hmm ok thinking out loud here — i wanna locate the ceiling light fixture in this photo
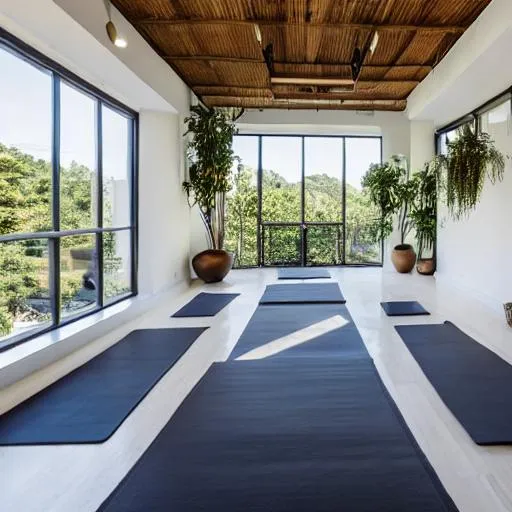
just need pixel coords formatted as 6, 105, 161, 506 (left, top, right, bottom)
254, 24, 262, 45
271, 76, 354, 87
104, 0, 127, 48
274, 98, 345, 106
369, 32, 379, 54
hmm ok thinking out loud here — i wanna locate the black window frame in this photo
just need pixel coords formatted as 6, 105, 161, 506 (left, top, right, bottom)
0, 28, 138, 352
230, 133, 384, 268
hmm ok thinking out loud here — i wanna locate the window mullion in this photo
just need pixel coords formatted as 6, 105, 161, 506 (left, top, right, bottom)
50, 74, 61, 326
96, 101, 104, 308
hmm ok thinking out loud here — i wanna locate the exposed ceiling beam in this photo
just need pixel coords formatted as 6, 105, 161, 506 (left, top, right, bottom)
165, 55, 264, 63
271, 76, 354, 86
203, 96, 407, 110
193, 81, 419, 92
165, 55, 433, 70
134, 19, 465, 33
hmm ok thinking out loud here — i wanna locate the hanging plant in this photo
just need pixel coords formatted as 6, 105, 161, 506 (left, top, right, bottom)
434, 123, 505, 219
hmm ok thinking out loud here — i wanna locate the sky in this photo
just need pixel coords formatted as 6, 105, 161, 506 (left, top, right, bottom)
233, 134, 381, 190
1, 44, 380, 194
0, 46, 129, 181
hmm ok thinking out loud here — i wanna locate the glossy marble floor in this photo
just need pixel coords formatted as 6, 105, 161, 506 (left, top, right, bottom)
2, 267, 512, 512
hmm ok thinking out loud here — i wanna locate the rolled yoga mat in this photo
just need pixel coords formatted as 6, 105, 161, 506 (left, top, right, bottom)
98, 358, 458, 512
229, 303, 370, 361
0, 328, 207, 445
381, 301, 430, 316
277, 267, 331, 279
396, 321, 512, 445
172, 292, 240, 317
259, 282, 345, 304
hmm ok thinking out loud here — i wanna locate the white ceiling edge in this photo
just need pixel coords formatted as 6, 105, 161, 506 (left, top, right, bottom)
406, 0, 512, 127
0, 0, 185, 113
237, 109, 408, 134
238, 123, 381, 136
55, 0, 190, 115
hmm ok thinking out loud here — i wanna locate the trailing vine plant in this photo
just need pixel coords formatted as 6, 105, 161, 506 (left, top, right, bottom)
183, 105, 243, 250
432, 123, 505, 219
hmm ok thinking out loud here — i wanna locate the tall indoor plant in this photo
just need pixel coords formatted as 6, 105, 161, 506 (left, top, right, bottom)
361, 154, 417, 273
183, 104, 241, 282
409, 162, 439, 275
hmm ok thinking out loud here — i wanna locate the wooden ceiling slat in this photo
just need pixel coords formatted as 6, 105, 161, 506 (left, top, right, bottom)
112, 0, 492, 111
133, 19, 467, 33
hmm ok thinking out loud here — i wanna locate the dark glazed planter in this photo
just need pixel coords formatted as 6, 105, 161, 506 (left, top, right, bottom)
417, 258, 435, 276
192, 250, 234, 283
391, 244, 417, 273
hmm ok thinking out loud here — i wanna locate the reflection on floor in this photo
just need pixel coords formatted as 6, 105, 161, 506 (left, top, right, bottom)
1, 267, 512, 512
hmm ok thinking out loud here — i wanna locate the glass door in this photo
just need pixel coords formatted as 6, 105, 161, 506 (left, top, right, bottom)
304, 137, 344, 265
261, 136, 303, 266
344, 137, 382, 264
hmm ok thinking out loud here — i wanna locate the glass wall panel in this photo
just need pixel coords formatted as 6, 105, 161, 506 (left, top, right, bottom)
0, 46, 52, 233
261, 137, 302, 222
60, 234, 97, 319
0, 239, 50, 348
103, 230, 132, 303
0, 34, 137, 350
102, 106, 131, 228
225, 136, 259, 267
60, 82, 97, 230
345, 137, 382, 264
304, 137, 343, 222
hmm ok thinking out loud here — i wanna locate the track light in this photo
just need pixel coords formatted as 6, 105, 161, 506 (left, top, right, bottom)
254, 24, 262, 45
104, 0, 127, 48
369, 32, 379, 54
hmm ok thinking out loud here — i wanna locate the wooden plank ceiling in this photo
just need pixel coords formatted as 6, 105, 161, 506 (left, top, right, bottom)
112, 0, 492, 111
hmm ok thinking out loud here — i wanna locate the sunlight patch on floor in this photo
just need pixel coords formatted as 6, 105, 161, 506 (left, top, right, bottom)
235, 315, 349, 360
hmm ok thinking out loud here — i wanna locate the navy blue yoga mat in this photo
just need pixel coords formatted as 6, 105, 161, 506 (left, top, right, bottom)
172, 292, 239, 317
0, 328, 207, 445
230, 303, 370, 360
381, 301, 430, 316
259, 283, 345, 304
277, 267, 331, 279
396, 321, 512, 445
98, 358, 458, 512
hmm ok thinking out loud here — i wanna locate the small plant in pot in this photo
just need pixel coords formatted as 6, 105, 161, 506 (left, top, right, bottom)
362, 155, 417, 273
409, 162, 439, 275
183, 104, 243, 283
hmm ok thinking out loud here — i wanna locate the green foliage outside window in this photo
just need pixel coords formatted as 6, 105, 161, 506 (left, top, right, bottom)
224, 164, 381, 267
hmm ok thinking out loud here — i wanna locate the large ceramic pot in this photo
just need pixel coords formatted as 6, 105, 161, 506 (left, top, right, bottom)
192, 249, 234, 283
391, 244, 417, 273
417, 258, 435, 276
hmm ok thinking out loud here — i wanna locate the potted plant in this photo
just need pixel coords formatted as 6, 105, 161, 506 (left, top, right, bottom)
409, 162, 438, 275
361, 155, 417, 273
183, 104, 241, 282
433, 123, 505, 219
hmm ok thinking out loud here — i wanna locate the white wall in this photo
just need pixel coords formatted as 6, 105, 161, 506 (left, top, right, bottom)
138, 111, 191, 295
238, 109, 411, 160
436, 105, 512, 313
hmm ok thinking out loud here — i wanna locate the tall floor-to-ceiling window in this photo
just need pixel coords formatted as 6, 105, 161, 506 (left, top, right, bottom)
224, 135, 382, 268
0, 30, 137, 351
